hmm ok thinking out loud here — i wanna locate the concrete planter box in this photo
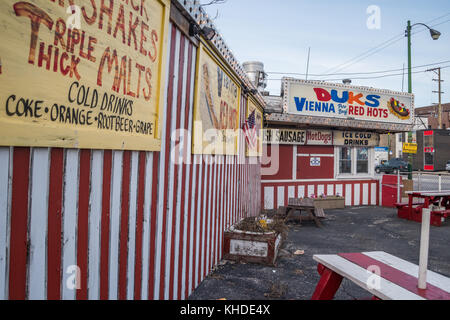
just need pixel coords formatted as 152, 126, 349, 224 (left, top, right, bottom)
223, 224, 282, 266
313, 197, 345, 209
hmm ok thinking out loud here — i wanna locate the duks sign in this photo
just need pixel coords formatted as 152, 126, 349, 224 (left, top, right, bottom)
284, 79, 414, 125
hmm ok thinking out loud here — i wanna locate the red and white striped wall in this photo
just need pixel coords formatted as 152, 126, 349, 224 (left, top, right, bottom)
262, 180, 380, 210
261, 145, 380, 210
0, 23, 261, 300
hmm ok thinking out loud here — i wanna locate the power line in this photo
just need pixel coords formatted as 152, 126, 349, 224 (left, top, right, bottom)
316, 12, 450, 77
268, 17, 450, 80
432, 17, 450, 27
324, 36, 404, 75
319, 34, 404, 76
425, 11, 450, 24
324, 65, 450, 82
328, 17, 450, 76
266, 60, 450, 77
265, 65, 450, 82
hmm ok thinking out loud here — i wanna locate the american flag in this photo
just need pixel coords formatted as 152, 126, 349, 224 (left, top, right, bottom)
243, 110, 257, 149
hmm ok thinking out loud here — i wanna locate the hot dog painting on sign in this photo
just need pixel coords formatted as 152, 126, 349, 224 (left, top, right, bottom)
192, 43, 240, 155
283, 78, 414, 125
0, 0, 170, 151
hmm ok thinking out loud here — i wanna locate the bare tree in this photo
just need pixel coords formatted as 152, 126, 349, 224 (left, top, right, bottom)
199, 0, 227, 7
199, 0, 227, 20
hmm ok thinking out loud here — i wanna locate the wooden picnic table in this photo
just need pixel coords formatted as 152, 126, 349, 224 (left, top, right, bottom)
405, 190, 450, 207
285, 198, 323, 228
311, 251, 450, 300
396, 190, 450, 227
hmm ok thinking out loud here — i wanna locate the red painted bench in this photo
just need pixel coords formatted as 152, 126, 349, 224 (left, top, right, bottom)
395, 202, 423, 209
311, 251, 450, 300
435, 209, 450, 218
405, 208, 448, 227
398, 191, 450, 227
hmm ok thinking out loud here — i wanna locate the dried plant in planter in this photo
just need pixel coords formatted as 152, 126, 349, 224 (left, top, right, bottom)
235, 216, 288, 240
224, 215, 288, 266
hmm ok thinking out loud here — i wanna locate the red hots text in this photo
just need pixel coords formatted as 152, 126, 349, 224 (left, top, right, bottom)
294, 87, 389, 119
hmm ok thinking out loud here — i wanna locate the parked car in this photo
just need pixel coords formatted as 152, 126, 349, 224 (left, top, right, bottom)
375, 158, 409, 174
446, 160, 450, 173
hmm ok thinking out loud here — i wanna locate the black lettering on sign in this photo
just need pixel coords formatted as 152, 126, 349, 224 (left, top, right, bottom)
5, 94, 44, 119
49, 103, 93, 125
68, 81, 99, 109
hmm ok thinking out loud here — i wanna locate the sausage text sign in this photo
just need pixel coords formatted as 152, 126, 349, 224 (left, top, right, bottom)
263, 129, 306, 145
284, 79, 414, 125
193, 43, 240, 155
0, 0, 170, 150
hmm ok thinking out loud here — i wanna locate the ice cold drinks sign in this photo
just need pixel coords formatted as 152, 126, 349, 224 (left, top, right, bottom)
333, 131, 380, 147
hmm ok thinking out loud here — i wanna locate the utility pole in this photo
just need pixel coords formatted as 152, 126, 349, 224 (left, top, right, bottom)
406, 21, 413, 179
407, 20, 412, 94
405, 20, 441, 178
427, 67, 444, 129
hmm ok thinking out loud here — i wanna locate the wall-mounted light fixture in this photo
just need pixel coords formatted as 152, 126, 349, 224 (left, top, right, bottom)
243, 87, 258, 95
189, 23, 216, 41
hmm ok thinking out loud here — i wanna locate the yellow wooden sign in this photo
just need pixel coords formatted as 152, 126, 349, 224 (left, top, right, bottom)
245, 97, 263, 157
403, 143, 418, 154
192, 42, 241, 155
0, 0, 170, 151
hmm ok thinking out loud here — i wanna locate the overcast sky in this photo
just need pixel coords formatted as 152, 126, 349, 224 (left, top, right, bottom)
201, 0, 450, 109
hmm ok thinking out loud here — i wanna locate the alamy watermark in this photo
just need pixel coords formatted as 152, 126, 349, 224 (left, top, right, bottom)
66, 265, 81, 290
366, 5, 381, 30
66, 5, 81, 30
169, 126, 280, 176
366, 265, 381, 290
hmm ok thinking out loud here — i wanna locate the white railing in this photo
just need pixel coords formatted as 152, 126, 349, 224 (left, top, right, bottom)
378, 171, 450, 204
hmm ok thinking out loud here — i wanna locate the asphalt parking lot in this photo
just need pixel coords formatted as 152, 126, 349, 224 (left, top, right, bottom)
188, 206, 450, 300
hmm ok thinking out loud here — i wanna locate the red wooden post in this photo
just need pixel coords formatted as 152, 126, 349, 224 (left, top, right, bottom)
311, 264, 344, 300
424, 196, 430, 209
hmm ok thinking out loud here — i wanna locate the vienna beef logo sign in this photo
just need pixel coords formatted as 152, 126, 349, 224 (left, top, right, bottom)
295, 88, 387, 119
288, 81, 413, 124
0, 0, 169, 151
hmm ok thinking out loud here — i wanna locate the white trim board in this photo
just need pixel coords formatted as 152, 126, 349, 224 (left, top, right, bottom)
313, 253, 424, 300
262, 178, 378, 184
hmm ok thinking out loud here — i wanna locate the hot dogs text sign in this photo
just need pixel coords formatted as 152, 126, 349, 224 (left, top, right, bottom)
284, 79, 414, 125
0, 0, 170, 150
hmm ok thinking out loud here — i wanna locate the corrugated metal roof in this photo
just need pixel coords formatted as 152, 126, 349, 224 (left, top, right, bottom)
264, 112, 413, 133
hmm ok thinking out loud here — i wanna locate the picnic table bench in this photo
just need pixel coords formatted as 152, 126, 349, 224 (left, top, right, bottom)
311, 251, 450, 300
396, 190, 450, 227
